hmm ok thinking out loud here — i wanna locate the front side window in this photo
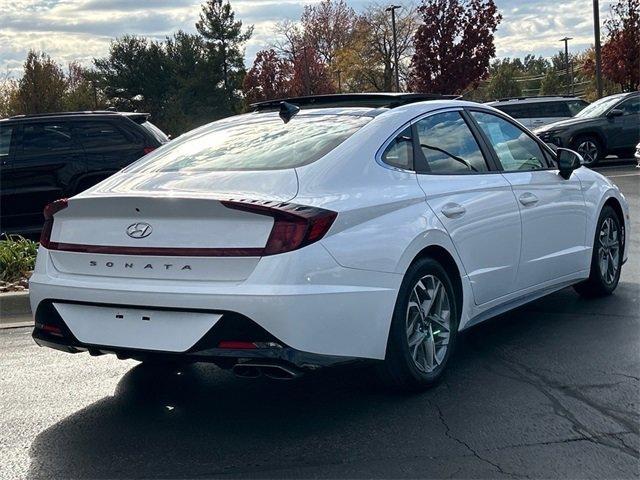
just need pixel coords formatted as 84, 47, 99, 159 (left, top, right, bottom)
471, 111, 546, 172
381, 127, 413, 170
133, 114, 371, 172
416, 111, 488, 173
618, 96, 640, 115
22, 123, 73, 155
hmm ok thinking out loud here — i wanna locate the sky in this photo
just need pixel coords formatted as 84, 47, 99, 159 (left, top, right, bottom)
0, 0, 620, 78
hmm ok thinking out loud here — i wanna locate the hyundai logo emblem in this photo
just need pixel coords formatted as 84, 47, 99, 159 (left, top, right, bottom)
126, 222, 153, 239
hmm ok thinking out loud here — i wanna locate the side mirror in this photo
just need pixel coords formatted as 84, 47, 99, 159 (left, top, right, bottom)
607, 108, 624, 118
557, 148, 583, 179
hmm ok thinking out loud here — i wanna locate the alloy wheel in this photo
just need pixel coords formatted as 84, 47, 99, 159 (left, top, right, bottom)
577, 140, 599, 165
406, 275, 451, 373
598, 217, 620, 285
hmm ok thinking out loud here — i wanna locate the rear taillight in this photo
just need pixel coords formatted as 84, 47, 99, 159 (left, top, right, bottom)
40, 199, 68, 248
222, 201, 337, 256
143, 146, 157, 155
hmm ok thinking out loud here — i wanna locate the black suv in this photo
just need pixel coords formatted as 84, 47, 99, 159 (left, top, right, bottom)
0, 111, 169, 235
534, 92, 640, 166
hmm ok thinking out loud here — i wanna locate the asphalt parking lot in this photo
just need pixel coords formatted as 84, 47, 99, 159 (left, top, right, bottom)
1, 161, 638, 479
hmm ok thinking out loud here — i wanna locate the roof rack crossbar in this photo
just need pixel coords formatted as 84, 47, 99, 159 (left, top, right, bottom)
251, 93, 458, 111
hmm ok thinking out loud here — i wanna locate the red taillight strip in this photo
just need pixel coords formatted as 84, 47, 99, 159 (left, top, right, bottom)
40, 199, 69, 248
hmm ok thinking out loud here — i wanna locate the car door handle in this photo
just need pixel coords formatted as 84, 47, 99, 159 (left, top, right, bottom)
441, 203, 466, 219
519, 193, 539, 206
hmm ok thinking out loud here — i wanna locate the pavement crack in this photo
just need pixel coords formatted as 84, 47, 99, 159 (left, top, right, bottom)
431, 400, 529, 479
481, 349, 640, 459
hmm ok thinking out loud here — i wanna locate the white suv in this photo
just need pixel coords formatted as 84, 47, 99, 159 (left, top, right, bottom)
486, 96, 588, 129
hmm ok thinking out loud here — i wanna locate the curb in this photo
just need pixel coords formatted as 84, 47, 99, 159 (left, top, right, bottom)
0, 291, 32, 327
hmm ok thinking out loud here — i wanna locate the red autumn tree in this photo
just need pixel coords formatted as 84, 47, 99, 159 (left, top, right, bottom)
243, 49, 292, 104
409, 0, 502, 94
290, 45, 336, 96
601, 0, 640, 91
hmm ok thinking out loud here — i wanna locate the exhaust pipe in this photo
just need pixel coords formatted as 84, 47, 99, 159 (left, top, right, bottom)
232, 362, 303, 380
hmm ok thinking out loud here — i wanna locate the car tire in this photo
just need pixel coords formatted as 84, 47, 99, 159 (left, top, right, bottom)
572, 135, 603, 166
574, 206, 623, 298
379, 257, 459, 391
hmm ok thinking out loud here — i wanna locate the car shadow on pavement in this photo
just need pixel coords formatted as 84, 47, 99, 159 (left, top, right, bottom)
26, 283, 639, 479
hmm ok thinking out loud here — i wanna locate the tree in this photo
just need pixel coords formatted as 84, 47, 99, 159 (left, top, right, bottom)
243, 49, 293, 104
196, 0, 253, 105
601, 0, 640, 91
64, 62, 100, 111
540, 69, 563, 95
409, 0, 502, 94
291, 46, 336, 96
300, 0, 357, 67
15, 51, 67, 114
344, 3, 420, 92
486, 60, 522, 100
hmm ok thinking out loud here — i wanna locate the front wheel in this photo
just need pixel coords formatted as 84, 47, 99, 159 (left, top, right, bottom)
574, 206, 623, 297
573, 136, 602, 166
379, 257, 459, 391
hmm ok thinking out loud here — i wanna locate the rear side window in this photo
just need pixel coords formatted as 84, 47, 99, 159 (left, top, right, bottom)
138, 114, 371, 171
495, 104, 531, 119
0, 125, 14, 158
22, 123, 73, 155
416, 112, 488, 173
76, 122, 130, 149
381, 127, 413, 170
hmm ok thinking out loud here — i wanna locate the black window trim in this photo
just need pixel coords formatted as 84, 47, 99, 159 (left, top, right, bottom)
376, 106, 503, 175
464, 107, 558, 172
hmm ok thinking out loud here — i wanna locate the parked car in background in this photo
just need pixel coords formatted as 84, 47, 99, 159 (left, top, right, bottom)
534, 92, 640, 166
0, 111, 169, 236
29, 94, 629, 390
635, 142, 640, 168
485, 96, 589, 129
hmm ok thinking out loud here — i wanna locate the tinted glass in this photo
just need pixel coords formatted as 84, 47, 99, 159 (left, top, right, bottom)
535, 102, 571, 117
416, 112, 488, 173
471, 111, 546, 172
135, 114, 371, 172
22, 123, 73, 155
140, 121, 169, 143
618, 96, 640, 115
0, 125, 13, 158
382, 127, 413, 170
76, 122, 130, 148
567, 100, 588, 116
496, 104, 530, 118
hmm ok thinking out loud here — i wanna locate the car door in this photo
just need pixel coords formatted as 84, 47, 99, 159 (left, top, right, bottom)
469, 110, 588, 291
8, 121, 85, 233
609, 96, 640, 151
414, 109, 522, 305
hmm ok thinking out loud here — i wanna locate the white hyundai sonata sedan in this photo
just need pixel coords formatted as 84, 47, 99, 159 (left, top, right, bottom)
30, 94, 630, 389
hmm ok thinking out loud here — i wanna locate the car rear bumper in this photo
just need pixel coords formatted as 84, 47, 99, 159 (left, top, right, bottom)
29, 244, 402, 361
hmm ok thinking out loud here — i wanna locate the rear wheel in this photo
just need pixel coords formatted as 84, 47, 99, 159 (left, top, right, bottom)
574, 206, 623, 297
379, 257, 459, 391
573, 135, 602, 166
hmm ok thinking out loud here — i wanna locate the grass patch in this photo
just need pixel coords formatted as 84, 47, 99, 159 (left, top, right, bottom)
0, 235, 38, 284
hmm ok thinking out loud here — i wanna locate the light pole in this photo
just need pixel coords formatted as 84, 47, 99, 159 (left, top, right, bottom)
593, 0, 603, 98
560, 37, 573, 95
386, 5, 402, 93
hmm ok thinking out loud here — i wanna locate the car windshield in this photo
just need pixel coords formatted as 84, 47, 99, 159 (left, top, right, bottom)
575, 96, 623, 119
134, 113, 371, 172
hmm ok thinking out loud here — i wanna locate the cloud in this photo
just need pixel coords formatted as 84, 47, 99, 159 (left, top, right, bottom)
0, 0, 620, 78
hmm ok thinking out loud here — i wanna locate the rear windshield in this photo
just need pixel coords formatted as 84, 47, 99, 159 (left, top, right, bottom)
140, 121, 170, 143
137, 114, 371, 171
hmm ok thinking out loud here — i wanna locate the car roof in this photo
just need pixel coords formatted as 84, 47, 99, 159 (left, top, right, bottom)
486, 96, 584, 105
0, 111, 150, 124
